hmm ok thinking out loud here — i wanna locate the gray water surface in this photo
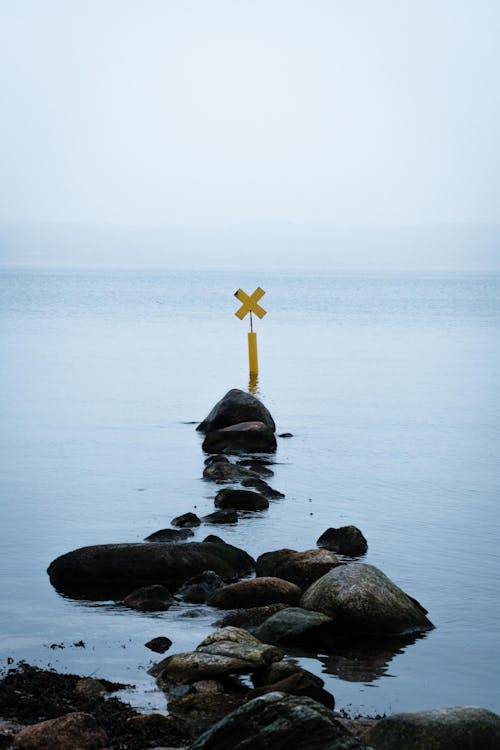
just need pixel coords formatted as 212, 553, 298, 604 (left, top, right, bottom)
0, 268, 499, 717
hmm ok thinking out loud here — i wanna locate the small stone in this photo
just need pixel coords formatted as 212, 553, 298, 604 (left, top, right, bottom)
202, 509, 238, 525
145, 528, 195, 543
145, 637, 173, 654
278, 432, 293, 438
171, 513, 201, 528
123, 584, 174, 612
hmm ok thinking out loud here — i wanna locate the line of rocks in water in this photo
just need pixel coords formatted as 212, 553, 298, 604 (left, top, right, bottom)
3, 388, 498, 749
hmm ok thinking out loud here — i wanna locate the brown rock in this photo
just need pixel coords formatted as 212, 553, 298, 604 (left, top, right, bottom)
14, 711, 107, 750
256, 548, 342, 588
123, 584, 174, 612
208, 577, 302, 609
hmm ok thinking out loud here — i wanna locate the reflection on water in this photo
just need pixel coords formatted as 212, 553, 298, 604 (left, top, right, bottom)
318, 634, 427, 684
248, 373, 259, 395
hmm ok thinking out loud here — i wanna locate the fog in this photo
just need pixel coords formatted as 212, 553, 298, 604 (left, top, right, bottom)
1, 1, 499, 267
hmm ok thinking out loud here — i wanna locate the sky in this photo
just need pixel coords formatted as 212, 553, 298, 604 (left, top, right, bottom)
0, 0, 499, 229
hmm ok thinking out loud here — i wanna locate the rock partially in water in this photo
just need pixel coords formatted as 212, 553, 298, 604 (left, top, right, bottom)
48, 541, 255, 598
214, 488, 269, 511
317, 526, 368, 556
177, 571, 225, 604
246, 671, 335, 711
240, 477, 285, 499
214, 603, 289, 629
254, 607, 333, 647
13, 711, 107, 750
203, 421, 277, 454
202, 509, 238, 525
171, 512, 201, 528
188, 692, 355, 750
256, 548, 342, 588
236, 460, 274, 477
301, 563, 434, 636
365, 706, 500, 749
197, 389, 276, 433
203, 462, 260, 483
251, 660, 325, 689
168, 692, 246, 736
123, 584, 174, 612
145, 636, 173, 654
145, 528, 194, 543
208, 578, 302, 610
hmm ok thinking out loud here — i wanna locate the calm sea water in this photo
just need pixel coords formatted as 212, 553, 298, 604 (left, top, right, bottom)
0, 267, 499, 717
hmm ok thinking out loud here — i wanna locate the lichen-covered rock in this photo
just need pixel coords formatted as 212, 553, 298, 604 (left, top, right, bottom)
256, 548, 342, 588
214, 488, 269, 511
13, 711, 107, 750
208, 578, 302, 610
365, 706, 500, 749
48, 541, 255, 598
254, 607, 333, 646
188, 692, 354, 750
197, 389, 276, 433
203, 421, 277, 454
123, 584, 174, 611
317, 526, 368, 556
301, 563, 433, 636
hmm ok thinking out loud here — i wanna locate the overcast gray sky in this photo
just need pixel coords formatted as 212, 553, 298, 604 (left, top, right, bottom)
0, 0, 499, 228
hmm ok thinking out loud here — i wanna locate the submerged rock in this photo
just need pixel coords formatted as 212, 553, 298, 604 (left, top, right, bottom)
365, 706, 500, 749
256, 548, 342, 588
48, 541, 255, 598
197, 389, 276, 434
214, 488, 269, 512
145, 528, 194, 543
301, 563, 434, 636
188, 692, 354, 750
123, 584, 174, 612
208, 578, 302, 610
317, 526, 368, 556
240, 477, 285, 499
202, 421, 277, 454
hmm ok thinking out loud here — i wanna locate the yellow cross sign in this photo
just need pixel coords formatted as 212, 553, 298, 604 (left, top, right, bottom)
234, 287, 267, 320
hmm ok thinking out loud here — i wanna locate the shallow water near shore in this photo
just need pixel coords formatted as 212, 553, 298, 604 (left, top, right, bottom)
0, 267, 499, 717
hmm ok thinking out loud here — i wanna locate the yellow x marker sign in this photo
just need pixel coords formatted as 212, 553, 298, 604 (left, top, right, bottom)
234, 287, 267, 320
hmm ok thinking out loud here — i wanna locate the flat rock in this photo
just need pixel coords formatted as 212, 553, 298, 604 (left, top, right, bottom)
254, 607, 333, 646
317, 526, 368, 556
256, 548, 343, 588
365, 706, 500, 749
197, 389, 276, 433
48, 541, 255, 598
188, 692, 354, 750
13, 711, 107, 750
301, 563, 434, 636
208, 578, 302, 609
203, 421, 277, 454
214, 488, 269, 511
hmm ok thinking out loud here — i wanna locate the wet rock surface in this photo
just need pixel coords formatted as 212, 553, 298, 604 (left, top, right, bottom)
144, 528, 194, 543
123, 584, 174, 612
202, 420, 277, 454
197, 388, 276, 434
176, 571, 224, 604
208, 577, 302, 609
202, 509, 238, 524
213, 603, 289, 629
214, 488, 269, 511
254, 606, 334, 647
301, 563, 434, 636
171, 512, 201, 528
144, 636, 173, 654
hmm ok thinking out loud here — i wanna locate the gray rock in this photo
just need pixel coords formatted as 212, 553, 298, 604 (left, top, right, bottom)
208, 578, 302, 610
214, 488, 269, 511
123, 584, 174, 612
177, 571, 224, 604
203, 421, 277, 454
214, 603, 289, 629
256, 548, 342, 588
171, 512, 201, 528
47, 541, 255, 598
365, 706, 500, 749
254, 607, 333, 646
197, 389, 276, 433
317, 526, 368, 556
301, 563, 433, 636
145, 528, 194, 543
188, 692, 354, 750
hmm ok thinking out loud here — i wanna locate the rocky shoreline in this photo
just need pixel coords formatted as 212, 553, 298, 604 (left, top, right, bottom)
2, 389, 499, 749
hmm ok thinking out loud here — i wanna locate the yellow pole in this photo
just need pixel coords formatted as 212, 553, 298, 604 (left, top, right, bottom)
248, 331, 258, 375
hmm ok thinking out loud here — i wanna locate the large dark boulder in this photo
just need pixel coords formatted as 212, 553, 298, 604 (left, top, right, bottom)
365, 706, 500, 749
317, 526, 368, 556
208, 578, 302, 609
188, 692, 357, 750
47, 541, 255, 598
202, 421, 277, 454
301, 563, 433, 636
256, 548, 342, 588
197, 389, 276, 433
215, 488, 269, 511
